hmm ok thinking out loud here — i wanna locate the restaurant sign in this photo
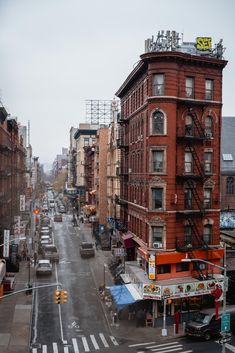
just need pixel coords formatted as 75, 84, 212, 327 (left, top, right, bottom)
143, 278, 224, 300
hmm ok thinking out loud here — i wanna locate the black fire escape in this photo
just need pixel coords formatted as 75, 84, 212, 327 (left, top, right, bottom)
175, 110, 212, 254
116, 114, 129, 230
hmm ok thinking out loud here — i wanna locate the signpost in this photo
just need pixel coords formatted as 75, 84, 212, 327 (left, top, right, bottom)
221, 313, 230, 333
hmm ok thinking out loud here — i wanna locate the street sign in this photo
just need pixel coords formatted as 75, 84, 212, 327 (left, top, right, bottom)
221, 313, 230, 333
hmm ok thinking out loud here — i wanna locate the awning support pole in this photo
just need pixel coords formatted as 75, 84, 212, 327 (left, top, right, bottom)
161, 299, 168, 336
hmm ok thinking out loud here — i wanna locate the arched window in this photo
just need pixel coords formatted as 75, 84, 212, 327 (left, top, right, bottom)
205, 116, 213, 137
227, 177, 234, 194
152, 111, 165, 135
185, 115, 194, 136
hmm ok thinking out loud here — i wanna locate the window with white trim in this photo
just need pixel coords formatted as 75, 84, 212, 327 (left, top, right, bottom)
152, 111, 165, 135
203, 225, 212, 244
152, 226, 163, 244
152, 188, 163, 210
153, 74, 165, 96
186, 77, 194, 98
185, 115, 194, 136
204, 152, 213, 174
151, 150, 165, 173
205, 79, 213, 100
185, 151, 193, 173
204, 188, 212, 209
205, 116, 213, 137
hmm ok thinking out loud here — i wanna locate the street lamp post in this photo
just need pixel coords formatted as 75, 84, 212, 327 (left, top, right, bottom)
182, 256, 227, 353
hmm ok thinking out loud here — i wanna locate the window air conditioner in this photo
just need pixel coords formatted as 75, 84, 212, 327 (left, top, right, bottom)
205, 132, 212, 138
153, 242, 163, 249
128, 168, 132, 173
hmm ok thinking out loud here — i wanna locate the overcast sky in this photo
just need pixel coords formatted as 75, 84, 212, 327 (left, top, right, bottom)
0, 0, 234, 165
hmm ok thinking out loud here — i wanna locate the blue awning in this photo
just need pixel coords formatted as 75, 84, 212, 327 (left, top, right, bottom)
109, 284, 142, 311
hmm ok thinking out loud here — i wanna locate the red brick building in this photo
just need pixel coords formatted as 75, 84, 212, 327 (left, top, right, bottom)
116, 32, 227, 317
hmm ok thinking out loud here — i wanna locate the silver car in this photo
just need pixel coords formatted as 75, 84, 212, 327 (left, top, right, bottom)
36, 260, 52, 276
42, 244, 59, 262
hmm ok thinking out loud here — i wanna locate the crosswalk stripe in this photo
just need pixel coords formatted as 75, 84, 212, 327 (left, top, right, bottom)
90, 335, 99, 350
32, 349, 37, 353
180, 351, 193, 353
99, 333, 109, 348
72, 338, 80, 353
152, 348, 183, 353
225, 343, 235, 352
129, 342, 156, 347
147, 342, 179, 349
53, 342, 58, 353
110, 335, 119, 346
82, 336, 90, 352
152, 345, 182, 352
42, 345, 47, 353
64, 347, 69, 353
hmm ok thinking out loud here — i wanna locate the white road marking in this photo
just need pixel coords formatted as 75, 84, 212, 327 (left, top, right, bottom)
129, 341, 156, 347
152, 348, 183, 353
99, 333, 109, 347
225, 343, 235, 352
42, 345, 47, 353
90, 334, 99, 350
72, 338, 80, 353
32, 349, 37, 353
64, 347, 69, 353
152, 345, 182, 352
82, 336, 90, 352
147, 342, 179, 349
53, 342, 58, 353
110, 335, 119, 346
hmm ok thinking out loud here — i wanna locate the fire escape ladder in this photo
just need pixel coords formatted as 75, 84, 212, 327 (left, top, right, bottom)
187, 144, 204, 178
186, 179, 204, 214
187, 217, 209, 249
188, 250, 204, 279
191, 112, 205, 137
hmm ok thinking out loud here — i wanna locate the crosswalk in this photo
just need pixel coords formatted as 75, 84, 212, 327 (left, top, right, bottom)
31, 333, 119, 353
128, 341, 193, 353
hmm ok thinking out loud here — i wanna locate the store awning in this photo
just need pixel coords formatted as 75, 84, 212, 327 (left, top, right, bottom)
109, 284, 142, 311
122, 233, 135, 248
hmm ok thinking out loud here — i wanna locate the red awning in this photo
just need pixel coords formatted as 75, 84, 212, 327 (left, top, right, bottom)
137, 247, 149, 261
122, 233, 135, 248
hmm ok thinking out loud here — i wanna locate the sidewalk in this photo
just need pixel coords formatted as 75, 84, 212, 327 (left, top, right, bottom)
80, 222, 186, 343
0, 260, 33, 353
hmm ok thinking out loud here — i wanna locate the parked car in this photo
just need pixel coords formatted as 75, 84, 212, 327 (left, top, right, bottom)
54, 214, 63, 222
40, 235, 52, 244
185, 305, 235, 340
36, 260, 52, 276
42, 244, 59, 262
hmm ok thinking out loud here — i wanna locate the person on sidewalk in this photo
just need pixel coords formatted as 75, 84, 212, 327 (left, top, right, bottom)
136, 308, 146, 327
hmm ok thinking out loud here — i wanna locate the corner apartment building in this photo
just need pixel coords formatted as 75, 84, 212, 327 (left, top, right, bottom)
116, 32, 227, 319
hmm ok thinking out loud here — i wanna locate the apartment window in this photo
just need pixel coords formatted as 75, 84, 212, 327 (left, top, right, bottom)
152, 188, 163, 210
153, 74, 165, 96
204, 188, 212, 208
185, 115, 194, 136
152, 226, 163, 243
184, 188, 192, 209
157, 264, 171, 274
152, 150, 164, 173
152, 111, 165, 134
186, 77, 194, 98
205, 79, 213, 100
184, 225, 192, 244
205, 116, 213, 137
204, 152, 213, 174
185, 151, 193, 173
84, 138, 89, 146
176, 262, 189, 272
203, 225, 212, 244
226, 177, 234, 194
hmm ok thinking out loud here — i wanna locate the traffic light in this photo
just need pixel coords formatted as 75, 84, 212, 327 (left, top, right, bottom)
33, 208, 40, 215
60, 290, 68, 304
54, 289, 61, 304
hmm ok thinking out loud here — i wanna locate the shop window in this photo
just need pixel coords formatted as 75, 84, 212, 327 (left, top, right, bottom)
84, 137, 89, 146
152, 111, 165, 135
226, 177, 234, 194
186, 77, 194, 98
176, 262, 189, 272
157, 264, 171, 274
152, 188, 163, 210
205, 79, 213, 100
153, 74, 165, 96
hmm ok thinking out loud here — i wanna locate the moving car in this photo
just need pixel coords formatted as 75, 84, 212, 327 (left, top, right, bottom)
42, 244, 59, 262
80, 242, 95, 258
36, 260, 52, 276
54, 214, 63, 222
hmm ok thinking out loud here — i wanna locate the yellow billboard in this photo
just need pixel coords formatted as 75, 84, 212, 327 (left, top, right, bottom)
196, 37, 212, 51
